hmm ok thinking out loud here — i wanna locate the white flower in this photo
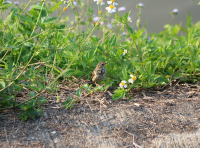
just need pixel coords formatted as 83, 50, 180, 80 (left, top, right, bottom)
5, 0, 12, 4
93, 17, 99, 22
67, 0, 76, 6
148, 36, 151, 41
107, 0, 118, 6
121, 32, 126, 36
119, 80, 127, 88
106, 4, 116, 13
123, 50, 127, 55
128, 75, 136, 84
14, 1, 19, 5
97, 0, 105, 5
172, 8, 178, 15
43, 17, 46, 22
127, 16, 132, 22
138, 3, 144, 8
118, 7, 126, 12
62, 0, 67, 4
111, 19, 115, 23
107, 24, 112, 28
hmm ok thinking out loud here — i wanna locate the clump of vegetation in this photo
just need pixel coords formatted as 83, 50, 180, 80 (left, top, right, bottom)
0, 0, 200, 121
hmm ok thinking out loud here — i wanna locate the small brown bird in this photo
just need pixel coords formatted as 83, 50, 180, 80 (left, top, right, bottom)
91, 62, 107, 86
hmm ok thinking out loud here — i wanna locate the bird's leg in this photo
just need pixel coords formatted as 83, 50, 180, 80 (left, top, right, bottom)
95, 81, 100, 86
99, 80, 106, 87
95, 81, 105, 87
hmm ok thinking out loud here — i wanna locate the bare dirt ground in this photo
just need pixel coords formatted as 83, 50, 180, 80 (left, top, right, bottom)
1, 82, 200, 148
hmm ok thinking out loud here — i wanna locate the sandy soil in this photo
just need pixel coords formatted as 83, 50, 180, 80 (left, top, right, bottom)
1, 82, 200, 148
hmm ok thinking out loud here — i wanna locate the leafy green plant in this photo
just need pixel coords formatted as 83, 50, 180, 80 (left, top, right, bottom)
19, 95, 47, 122
62, 88, 82, 109
0, 0, 200, 119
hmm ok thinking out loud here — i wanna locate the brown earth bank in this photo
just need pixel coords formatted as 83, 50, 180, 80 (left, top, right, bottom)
1, 82, 200, 148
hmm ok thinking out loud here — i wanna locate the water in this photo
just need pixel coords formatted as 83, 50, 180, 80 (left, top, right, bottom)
2, 0, 200, 33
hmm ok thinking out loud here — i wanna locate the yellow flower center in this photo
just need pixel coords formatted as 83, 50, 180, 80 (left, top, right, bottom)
123, 51, 127, 54
121, 82, 125, 86
132, 76, 136, 81
98, 11, 102, 14
109, 5, 114, 9
111, 0, 115, 2
63, 7, 66, 11
100, 0, 103, 2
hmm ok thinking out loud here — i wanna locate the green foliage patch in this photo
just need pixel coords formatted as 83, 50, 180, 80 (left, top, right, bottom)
0, 0, 200, 121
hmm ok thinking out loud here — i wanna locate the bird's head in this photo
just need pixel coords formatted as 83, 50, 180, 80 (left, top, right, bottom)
97, 62, 107, 68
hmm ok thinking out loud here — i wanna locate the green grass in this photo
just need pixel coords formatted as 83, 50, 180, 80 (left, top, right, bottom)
0, 0, 200, 121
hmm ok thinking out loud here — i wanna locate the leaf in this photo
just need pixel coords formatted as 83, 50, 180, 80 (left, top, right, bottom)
49, 1, 63, 14
115, 13, 120, 22
64, 69, 76, 77
46, 86, 53, 92
7, 63, 13, 73
81, 84, 89, 89
80, 21, 86, 25
36, 83, 44, 92
19, 113, 28, 122
187, 12, 193, 28
62, 96, 73, 109
37, 97, 48, 104
130, 34, 137, 40
93, 86, 104, 91
88, 7, 93, 14
112, 89, 125, 100
127, 24, 133, 34
122, 67, 128, 80
0, 79, 5, 88
21, 14, 35, 25
126, 92, 133, 99
0, 3, 12, 9
4, 11, 13, 25
98, 46, 104, 51
103, 82, 114, 90
112, 91, 121, 100
19, 104, 26, 110
145, 61, 152, 74
31, 5, 44, 10
90, 36, 97, 43
75, 89, 81, 97
135, 29, 143, 39
109, 34, 116, 46
26, 108, 41, 119
24, 42, 34, 47
29, 92, 36, 97
43, 16, 57, 24
189, 44, 195, 60
124, 11, 131, 20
